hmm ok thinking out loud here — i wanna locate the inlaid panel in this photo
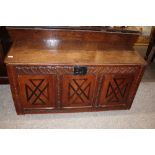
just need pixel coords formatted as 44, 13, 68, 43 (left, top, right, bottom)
25, 79, 49, 105
62, 75, 96, 107
99, 74, 134, 106
18, 75, 56, 108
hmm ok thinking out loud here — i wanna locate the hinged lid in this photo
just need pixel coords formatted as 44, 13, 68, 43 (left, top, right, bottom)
5, 29, 146, 65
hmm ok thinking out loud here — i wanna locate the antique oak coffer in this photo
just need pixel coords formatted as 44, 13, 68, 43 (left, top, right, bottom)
5, 28, 146, 115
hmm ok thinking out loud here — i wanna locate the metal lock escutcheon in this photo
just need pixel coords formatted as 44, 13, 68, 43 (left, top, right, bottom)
74, 66, 87, 75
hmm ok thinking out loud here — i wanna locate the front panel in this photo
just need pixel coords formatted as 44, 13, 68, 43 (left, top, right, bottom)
99, 74, 134, 107
18, 75, 56, 109
61, 75, 97, 108
6, 65, 144, 114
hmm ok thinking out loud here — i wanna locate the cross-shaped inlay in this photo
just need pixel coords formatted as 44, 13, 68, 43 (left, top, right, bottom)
106, 77, 131, 103
68, 78, 91, 104
25, 79, 49, 105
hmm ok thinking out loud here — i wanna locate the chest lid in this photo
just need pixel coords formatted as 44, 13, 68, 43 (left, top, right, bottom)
5, 29, 146, 65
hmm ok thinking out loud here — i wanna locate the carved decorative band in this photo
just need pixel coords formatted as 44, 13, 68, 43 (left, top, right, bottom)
16, 66, 73, 74
88, 66, 139, 74
16, 65, 139, 75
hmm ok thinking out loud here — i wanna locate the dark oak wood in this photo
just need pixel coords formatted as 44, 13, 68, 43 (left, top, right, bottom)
62, 74, 97, 108
5, 28, 146, 115
99, 74, 134, 106
18, 74, 56, 109
5, 41, 145, 65
6, 28, 140, 45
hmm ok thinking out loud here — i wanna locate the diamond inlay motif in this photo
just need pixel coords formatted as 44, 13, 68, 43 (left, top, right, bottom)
25, 79, 49, 105
68, 79, 91, 104
105, 77, 131, 103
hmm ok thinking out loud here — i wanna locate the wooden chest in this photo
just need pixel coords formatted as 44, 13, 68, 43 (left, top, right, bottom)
5, 28, 146, 115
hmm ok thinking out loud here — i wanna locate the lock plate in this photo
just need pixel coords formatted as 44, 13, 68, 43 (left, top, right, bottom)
74, 66, 87, 75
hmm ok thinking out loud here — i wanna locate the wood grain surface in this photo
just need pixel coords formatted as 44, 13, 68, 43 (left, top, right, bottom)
5, 28, 146, 114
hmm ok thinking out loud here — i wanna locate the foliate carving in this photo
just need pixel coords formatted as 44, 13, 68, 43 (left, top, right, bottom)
56, 75, 61, 108
16, 66, 57, 74
68, 78, 91, 104
95, 76, 104, 106
16, 65, 139, 75
16, 66, 73, 75
88, 66, 139, 74
56, 66, 73, 74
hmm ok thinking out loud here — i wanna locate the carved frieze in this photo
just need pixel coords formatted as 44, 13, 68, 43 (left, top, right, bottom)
16, 65, 139, 75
